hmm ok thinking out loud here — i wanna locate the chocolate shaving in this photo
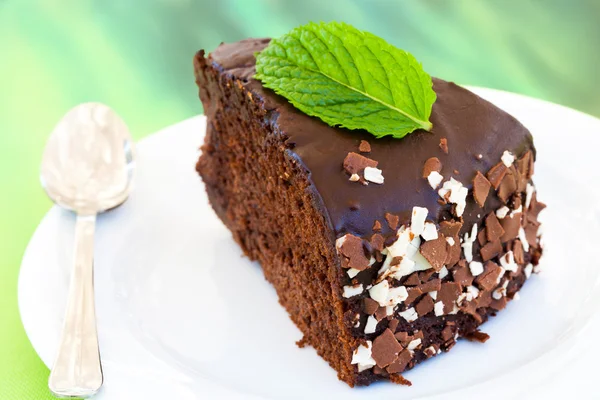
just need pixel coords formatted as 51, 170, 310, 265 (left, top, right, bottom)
422, 157, 442, 178
370, 233, 385, 252
358, 140, 371, 153
528, 193, 547, 218
524, 222, 539, 248
517, 150, 533, 179
485, 212, 505, 242
512, 240, 525, 264
385, 213, 400, 230
512, 194, 522, 211
500, 213, 521, 242
498, 168, 518, 202
476, 290, 493, 308
438, 282, 462, 313
439, 138, 449, 154
474, 261, 503, 291
419, 278, 441, 293
339, 234, 370, 270
439, 220, 463, 237
480, 239, 502, 261
460, 300, 483, 323
372, 329, 403, 368
464, 330, 490, 343
405, 287, 423, 305
472, 171, 491, 207
390, 256, 403, 266
490, 296, 508, 311
372, 220, 382, 232
452, 264, 474, 286
363, 298, 380, 315
394, 331, 409, 343
419, 269, 437, 282
515, 167, 527, 193
375, 306, 389, 321
419, 237, 448, 271
487, 162, 508, 189
415, 295, 435, 316
477, 227, 487, 246
343, 152, 378, 175
445, 237, 461, 267
386, 349, 413, 375
388, 319, 399, 333
424, 345, 438, 358
403, 273, 421, 286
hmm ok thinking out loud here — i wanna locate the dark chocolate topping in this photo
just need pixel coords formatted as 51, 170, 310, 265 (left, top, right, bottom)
209, 39, 535, 238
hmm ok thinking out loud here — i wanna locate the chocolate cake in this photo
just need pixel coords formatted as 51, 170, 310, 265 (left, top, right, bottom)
193, 38, 544, 387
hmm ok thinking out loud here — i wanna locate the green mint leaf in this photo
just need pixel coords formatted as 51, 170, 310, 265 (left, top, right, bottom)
254, 21, 436, 139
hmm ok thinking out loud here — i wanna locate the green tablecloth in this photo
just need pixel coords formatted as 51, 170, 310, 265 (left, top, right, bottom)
1, 1, 598, 398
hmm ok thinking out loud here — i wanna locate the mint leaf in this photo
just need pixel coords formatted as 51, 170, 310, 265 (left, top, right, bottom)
254, 21, 436, 139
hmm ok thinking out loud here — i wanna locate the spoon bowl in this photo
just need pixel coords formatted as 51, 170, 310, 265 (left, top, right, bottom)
41, 102, 135, 215
40, 102, 135, 398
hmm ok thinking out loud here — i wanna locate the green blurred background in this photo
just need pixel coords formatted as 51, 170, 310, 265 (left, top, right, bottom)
1, 0, 598, 398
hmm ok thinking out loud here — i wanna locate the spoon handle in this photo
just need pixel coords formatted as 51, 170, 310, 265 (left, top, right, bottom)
49, 214, 103, 398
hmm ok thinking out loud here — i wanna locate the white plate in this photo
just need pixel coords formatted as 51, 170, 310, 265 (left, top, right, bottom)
19, 88, 600, 400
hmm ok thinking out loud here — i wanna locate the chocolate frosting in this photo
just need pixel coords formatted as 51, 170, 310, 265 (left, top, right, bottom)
209, 38, 535, 239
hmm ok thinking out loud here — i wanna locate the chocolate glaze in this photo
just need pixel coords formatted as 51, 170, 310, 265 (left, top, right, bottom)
209, 38, 535, 238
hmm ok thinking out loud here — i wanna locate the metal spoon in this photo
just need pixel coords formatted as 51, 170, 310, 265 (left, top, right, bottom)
40, 103, 135, 398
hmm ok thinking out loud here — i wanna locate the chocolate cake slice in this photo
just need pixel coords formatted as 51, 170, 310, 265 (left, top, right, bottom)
193, 38, 544, 387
